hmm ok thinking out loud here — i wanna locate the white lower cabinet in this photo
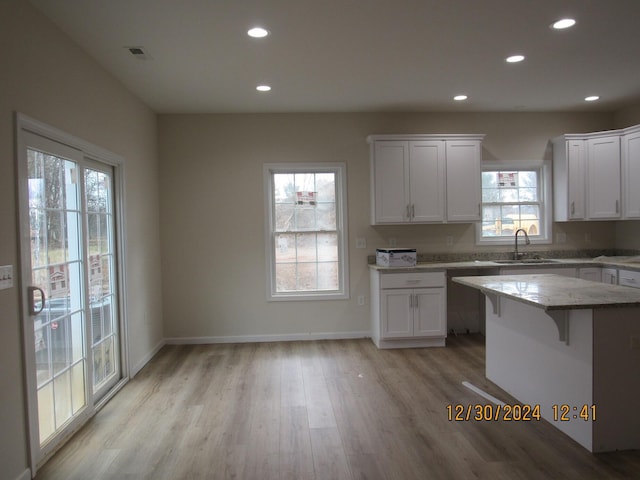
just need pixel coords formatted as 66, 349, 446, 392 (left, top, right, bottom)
618, 269, 640, 289
578, 267, 602, 282
370, 270, 446, 348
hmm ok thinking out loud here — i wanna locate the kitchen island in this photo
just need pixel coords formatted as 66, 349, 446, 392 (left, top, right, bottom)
451, 273, 640, 453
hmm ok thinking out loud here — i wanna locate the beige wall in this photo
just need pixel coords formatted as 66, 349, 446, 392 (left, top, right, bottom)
0, 1, 162, 479
158, 111, 623, 341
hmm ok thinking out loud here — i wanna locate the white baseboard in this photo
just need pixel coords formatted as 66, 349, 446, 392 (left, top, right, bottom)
164, 331, 370, 345
15, 469, 31, 480
129, 338, 166, 377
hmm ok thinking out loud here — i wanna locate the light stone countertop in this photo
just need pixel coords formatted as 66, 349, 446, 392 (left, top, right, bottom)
368, 256, 640, 273
451, 274, 640, 311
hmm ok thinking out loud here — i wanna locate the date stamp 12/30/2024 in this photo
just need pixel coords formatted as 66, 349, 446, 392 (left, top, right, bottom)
447, 404, 597, 422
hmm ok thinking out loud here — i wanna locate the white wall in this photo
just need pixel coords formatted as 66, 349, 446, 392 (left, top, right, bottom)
158, 112, 619, 341
0, 1, 162, 479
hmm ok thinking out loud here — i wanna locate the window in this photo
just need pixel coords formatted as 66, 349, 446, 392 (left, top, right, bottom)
264, 163, 349, 300
476, 161, 552, 245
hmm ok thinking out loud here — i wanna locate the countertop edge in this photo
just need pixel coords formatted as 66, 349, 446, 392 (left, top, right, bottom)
451, 274, 640, 311
369, 258, 640, 273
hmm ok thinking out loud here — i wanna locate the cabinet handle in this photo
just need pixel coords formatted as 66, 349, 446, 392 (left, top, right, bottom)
478, 203, 481, 216
414, 294, 419, 309
406, 204, 410, 220
411, 204, 415, 219
616, 200, 619, 214
409, 294, 413, 308
571, 201, 575, 215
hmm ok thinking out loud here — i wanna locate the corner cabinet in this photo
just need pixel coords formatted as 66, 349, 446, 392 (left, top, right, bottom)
368, 134, 483, 225
551, 125, 640, 222
370, 269, 447, 349
622, 125, 640, 219
552, 135, 586, 221
586, 134, 621, 219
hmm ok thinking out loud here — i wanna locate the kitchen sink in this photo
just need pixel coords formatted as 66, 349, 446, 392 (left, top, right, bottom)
492, 258, 559, 264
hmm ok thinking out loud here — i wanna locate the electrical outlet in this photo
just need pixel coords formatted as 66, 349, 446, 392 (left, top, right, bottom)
556, 232, 567, 244
357, 295, 365, 306
585, 233, 591, 244
389, 238, 397, 247
356, 238, 366, 249
446, 236, 454, 246
0, 265, 14, 290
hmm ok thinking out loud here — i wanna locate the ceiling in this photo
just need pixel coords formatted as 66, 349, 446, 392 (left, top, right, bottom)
30, 0, 640, 114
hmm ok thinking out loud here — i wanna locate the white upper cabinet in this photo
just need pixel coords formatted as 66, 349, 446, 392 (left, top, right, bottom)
409, 141, 446, 222
552, 136, 586, 221
586, 134, 621, 219
551, 125, 640, 222
445, 139, 482, 222
622, 125, 640, 219
368, 134, 483, 225
371, 141, 409, 223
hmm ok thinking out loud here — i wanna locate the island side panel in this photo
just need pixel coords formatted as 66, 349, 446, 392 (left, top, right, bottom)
592, 307, 640, 452
485, 296, 594, 451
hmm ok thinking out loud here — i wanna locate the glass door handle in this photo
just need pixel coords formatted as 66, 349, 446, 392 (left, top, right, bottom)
28, 286, 46, 315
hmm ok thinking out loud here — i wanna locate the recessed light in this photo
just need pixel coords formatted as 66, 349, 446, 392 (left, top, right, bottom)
552, 18, 576, 30
256, 85, 271, 92
453, 95, 468, 101
506, 55, 525, 63
248, 27, 269, 38
585, 95, 600, 102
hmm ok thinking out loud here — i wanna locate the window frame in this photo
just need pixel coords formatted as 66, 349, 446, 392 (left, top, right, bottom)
264, 163, 349, 301
475, 160, 552, 246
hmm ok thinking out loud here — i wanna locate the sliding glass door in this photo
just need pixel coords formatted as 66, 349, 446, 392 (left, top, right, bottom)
18, 123, 124, 469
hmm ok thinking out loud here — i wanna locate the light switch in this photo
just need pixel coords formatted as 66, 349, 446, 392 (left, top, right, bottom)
356, 238, 366, 249
0, 265, 14, 290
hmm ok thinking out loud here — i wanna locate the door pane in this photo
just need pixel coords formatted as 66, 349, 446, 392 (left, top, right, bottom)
28, 147, 87, 446
85, 167, 119, 393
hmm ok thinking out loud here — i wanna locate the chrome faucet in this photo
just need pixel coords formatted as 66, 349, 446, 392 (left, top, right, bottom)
514, 228, 530, 260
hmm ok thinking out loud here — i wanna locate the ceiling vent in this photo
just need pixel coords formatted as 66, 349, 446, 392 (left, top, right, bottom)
125, 46, 152, 60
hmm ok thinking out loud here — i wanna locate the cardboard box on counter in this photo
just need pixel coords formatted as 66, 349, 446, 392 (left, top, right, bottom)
376, 248, 417, 267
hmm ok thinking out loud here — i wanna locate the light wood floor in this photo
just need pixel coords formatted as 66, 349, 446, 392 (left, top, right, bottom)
35, 335, 640, 479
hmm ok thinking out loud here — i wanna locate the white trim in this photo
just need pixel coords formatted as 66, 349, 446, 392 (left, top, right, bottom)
130, 338, 166, 377
13, 469, 31, 480
263, 162, 350, 301
165, 331, 370, 345
16, 113, 125, 166
462, 381, 506, 406
367, 133, 485, 143
475, 159, 552, 246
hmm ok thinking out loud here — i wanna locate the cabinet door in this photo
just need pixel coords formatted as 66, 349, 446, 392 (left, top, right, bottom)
414, 288, 446, 337
618, 269, 640, 289
409, 141, 445, 222
587, 136, 621, 219
380, 289, 413, 338
578, 267, 601, 282
567, 140, 586, 219
622, 128, 640, 218
372, 141, 409, 223
446, 140, 481, 222
602, 268, 618, 285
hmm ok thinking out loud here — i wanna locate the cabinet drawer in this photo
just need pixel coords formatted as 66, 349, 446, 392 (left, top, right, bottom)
380, 271, 445, 289
618, 269, 640, 289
